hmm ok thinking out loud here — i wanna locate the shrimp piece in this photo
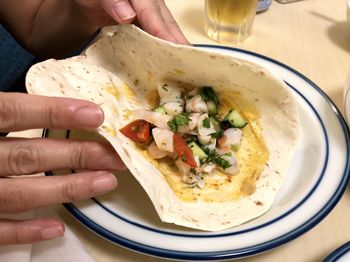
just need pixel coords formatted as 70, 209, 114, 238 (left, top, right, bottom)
217, 149, 239, 175
198, 134, 211, 145
218, 128, 243, 149
201, 138, 217, 150
152, 127, 174, 153
185, 94, 208, 113
157, 83, 183, 104
201, 163, 216, 173
163, 102, 183, 116
147, 141, 168, 159
197, 113, 215, 137
178, 113, 200, 134
175, 159, 191, 176
133, 109, 171, 129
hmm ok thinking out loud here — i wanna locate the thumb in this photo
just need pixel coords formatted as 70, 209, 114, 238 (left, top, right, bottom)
101, 0, 136, 24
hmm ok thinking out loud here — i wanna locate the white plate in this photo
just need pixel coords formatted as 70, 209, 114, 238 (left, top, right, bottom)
44, 46, 350, 261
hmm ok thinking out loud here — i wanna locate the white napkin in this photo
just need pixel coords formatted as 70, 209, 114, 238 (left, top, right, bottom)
0, 206, 96, 262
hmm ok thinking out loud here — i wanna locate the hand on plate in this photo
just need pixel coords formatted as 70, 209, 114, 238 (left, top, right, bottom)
0, 92, 125, 245
73, 0, 190, 44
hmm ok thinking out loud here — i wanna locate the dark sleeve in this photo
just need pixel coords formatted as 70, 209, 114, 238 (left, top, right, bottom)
0, 24, 35, 92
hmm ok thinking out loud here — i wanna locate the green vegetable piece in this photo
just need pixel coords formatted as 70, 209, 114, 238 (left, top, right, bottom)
168, 114, 190, 132
202, 117, 211, 128
167, 120, 177, 132
201, 86, 219, 105
209, 116, 223, 138
206, 100, 218, 116
200, 86, 219, 116
152, 105, 166, 114
224, 109, 247, 128
188, 141, 208, 160
214, 155, 232, 169
174, 114, 190, 126
230, 144, 239, 152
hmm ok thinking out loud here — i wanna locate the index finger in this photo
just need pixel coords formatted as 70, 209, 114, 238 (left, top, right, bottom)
129, 0, 178, 43
0, 93, 104, 132
156, 0, 191, 45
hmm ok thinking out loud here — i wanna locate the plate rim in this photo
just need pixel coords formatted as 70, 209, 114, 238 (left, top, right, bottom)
44, 45, 350, 260
323, 241, 350, 262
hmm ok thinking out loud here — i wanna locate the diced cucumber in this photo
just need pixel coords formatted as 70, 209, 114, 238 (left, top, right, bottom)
188, 141, 207, 160
224, 109, 247, 128
201, 86, 219, 116
206, 100, 218, 116
209, 116, 223, 138
152, 105, 166, 114
201, 86, 219, 105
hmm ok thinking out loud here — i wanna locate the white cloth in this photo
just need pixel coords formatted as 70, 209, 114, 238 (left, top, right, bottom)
0, 207, 96, 262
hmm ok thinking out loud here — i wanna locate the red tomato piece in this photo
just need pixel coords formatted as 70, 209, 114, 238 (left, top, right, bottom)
119, 120, 150, 144
173, 133, 197, 168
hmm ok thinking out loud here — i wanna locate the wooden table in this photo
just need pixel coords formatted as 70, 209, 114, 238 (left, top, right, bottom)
57, 0, 350, 261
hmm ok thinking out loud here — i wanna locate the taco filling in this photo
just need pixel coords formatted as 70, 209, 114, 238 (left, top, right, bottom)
119, 83, 268, 201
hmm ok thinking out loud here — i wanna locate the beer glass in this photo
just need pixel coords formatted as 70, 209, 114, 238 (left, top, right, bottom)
204, 0, 258, 44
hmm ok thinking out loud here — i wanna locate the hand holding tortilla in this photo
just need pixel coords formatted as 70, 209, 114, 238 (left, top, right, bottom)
0, 0, 188, 58
0, 92, 124, 245
26, 25, 299, 231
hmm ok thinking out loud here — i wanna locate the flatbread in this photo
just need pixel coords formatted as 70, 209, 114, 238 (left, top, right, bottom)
26, 25, 299, 231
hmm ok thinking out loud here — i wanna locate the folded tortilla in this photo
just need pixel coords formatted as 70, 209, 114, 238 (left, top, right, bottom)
26, 25, 299, 231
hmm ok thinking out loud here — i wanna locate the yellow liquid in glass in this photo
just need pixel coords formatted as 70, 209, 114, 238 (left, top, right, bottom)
205, 0, 257, 43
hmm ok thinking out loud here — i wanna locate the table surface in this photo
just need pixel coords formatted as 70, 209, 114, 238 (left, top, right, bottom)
55, 0, 350, 261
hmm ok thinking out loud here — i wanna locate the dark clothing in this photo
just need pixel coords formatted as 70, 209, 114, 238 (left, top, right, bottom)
0, 24, 35, 92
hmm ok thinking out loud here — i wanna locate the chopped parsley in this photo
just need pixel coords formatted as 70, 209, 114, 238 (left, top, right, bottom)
185, 135, 197, 144
202, 117, 211, 128
190, 168, 196, 174
202, 148, 232, 170
173, 154, 179, 161
230, 144, 239, 152
168, 114, 190, 132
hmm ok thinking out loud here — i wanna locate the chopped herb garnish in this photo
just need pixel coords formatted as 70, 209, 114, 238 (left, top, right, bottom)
173, 154, 179, 161
230, 144, 239, 152
185, 135, 196, 144
167, 120, 177, 131
202, 148, 232, 169
202, 117, 211, 128
190, 168, 196, 174
168, 114, 190, 132
181, 154, 187, 162
215, 156, 232, 169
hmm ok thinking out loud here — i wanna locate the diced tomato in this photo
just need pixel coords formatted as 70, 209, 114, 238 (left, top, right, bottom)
119, 119, 150, 144
173, 133, 197, 168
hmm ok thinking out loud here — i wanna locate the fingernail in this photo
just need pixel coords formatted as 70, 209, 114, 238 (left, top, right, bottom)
41, 225, 64, 240
113, 0, 136, 22
91, 173, 117, 194
75, 105, 104, 127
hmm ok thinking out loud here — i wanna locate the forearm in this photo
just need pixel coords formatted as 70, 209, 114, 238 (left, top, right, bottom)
0, 0, 99, 58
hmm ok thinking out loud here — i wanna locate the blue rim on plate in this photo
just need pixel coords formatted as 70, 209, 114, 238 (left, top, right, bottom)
44, 45, 350, 260
323, 241, 350, 262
